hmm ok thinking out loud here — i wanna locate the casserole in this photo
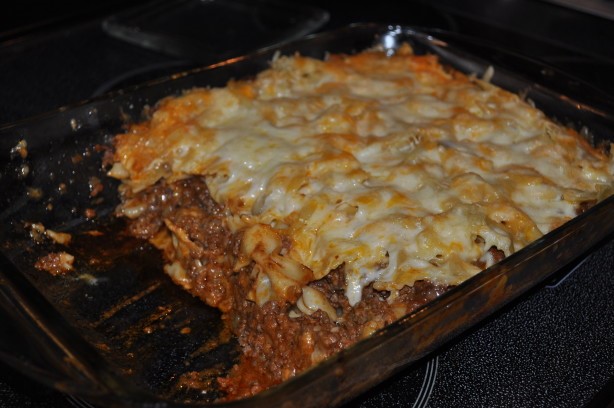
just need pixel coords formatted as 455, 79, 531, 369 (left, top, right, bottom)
0, 23, 612, 407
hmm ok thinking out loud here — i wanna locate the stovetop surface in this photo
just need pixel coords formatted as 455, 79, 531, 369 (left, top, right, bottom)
1, 1, 613, 407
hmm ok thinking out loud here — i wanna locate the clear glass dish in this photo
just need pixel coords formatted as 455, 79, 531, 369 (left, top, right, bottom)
102, 0, 330, 64
0, 23, 612, 408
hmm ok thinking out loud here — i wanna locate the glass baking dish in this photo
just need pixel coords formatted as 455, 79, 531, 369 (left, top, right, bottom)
0, 23, 612, 408
102, 0, 330, 64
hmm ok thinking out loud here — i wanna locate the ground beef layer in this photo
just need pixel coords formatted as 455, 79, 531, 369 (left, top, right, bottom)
118, 177, 451, 400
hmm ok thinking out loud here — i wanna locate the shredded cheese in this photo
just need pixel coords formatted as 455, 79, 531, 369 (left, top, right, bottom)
110, 44, 614, 308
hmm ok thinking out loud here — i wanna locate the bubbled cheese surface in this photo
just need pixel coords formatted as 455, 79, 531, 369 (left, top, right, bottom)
111, 45, 614, 306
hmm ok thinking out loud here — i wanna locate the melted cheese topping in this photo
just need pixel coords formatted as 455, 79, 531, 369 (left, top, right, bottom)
110, 45, 614, 307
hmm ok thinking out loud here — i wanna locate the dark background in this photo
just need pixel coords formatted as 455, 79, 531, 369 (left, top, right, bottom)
1, 1, 613, 407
